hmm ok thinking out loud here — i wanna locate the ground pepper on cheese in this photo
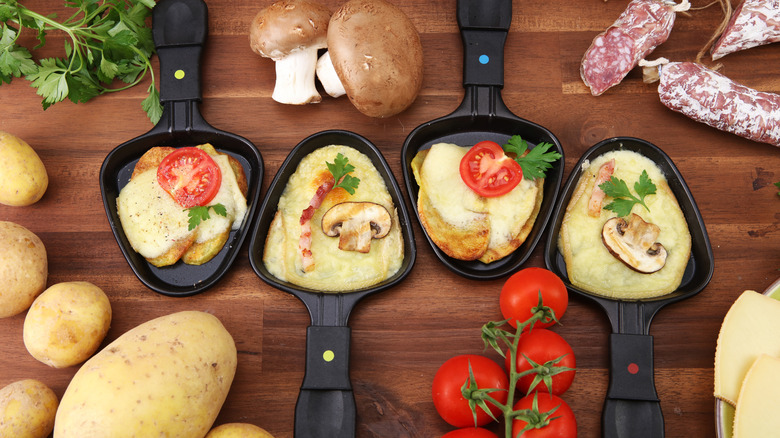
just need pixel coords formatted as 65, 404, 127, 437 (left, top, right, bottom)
262, 145, 403, 291
558, 149, 691, 299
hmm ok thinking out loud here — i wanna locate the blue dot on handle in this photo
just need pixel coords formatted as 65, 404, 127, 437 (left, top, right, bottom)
479, 55, 489, 65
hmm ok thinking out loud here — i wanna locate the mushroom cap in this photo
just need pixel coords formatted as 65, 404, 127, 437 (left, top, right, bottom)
602, 213, 668, 274
249, 0, 331, 60
321, 201, 393, 253
327, 0, 424, 118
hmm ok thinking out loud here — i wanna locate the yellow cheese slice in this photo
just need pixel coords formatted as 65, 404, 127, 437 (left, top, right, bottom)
714, 290, 780, 405
732, 354, 780, 437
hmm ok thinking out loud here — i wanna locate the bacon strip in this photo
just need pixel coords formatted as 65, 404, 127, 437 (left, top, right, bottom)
299, 177, 335, 272
588, 159, 616, 217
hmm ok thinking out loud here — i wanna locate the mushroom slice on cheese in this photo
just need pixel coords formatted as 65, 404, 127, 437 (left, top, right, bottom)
321, 202, 392, 253
602, 213, 667, 273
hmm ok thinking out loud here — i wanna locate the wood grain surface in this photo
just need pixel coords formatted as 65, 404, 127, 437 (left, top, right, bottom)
2, 0, 780, 437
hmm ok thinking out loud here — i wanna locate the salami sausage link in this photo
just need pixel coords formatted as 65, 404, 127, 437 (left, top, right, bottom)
657, 61, 780, 146
581, 0, 687, 96
711, 0, 780, 60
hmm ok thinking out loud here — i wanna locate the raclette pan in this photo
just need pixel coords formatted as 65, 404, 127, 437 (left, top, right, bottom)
401, 0, 564, 280
543, 137, 714, 438
99, 0, 263, 297
248, 130, 416, 438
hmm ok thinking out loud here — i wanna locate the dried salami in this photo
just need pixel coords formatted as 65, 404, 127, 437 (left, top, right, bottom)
711, 0, 780, 60
581, 0, 689, 96
656, 61, 780, 146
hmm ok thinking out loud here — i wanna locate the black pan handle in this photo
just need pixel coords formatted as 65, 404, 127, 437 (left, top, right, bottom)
603, 333, 664, 438
457, 0, 511, 88
150, 0, 210, 133
295, 326, 356, 438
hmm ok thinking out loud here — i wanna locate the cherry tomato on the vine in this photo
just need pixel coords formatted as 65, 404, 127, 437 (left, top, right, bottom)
459, 141, 523, 197
442, 427, 499, 438
432, 354, 509, 428
505, 329, 576, 396
500, 267, 568, 331
512, 392, 577, 438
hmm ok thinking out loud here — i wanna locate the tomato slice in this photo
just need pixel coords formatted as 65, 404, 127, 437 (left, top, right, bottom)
459, 140, 523, 197
157, 147, 222, 208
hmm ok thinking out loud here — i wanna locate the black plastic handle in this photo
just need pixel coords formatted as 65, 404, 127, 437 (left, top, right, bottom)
294, 326, 356, 438
457, 0, 511, 87
603, 333, 664, 438
150, 0, 209, 134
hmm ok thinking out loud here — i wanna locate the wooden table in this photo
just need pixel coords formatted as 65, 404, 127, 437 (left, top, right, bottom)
2, 0, 779, 436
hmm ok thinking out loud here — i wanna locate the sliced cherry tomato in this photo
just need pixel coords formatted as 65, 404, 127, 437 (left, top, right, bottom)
512, 393, 577, 438
500, 267, 568, 331
432, 354, 509, 428
157, 147, 222, 208
442, 427, 499, 438
505, 329, 576, 396
459, 141, 523, 197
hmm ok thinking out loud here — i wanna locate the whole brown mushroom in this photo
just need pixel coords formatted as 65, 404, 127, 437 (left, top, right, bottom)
315, 0, 424, 117
249, 0, 331, 104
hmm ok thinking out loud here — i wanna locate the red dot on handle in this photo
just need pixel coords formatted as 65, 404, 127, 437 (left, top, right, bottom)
627, 363, 639, 374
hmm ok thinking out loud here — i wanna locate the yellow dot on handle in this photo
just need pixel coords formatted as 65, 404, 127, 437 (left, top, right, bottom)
323, 350, 335, 362
174, 69, 185, 79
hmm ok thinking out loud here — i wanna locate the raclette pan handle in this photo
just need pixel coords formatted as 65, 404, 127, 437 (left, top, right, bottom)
295, 326, 356, 438
603, 333, 664, 437
150, 0, 210, 134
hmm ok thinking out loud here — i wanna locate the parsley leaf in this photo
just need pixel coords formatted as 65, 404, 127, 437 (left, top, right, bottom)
0, 0, 161, 123
502, 135, 562, 180
326, 153, 360, 195
775, 181, 780, 197
186, 204, 227, 231
599, 170, 657, 217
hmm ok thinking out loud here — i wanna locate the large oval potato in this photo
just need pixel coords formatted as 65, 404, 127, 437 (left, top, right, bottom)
0, 131, 48, 206
0, 379, 59, 438
0, 221, 47, 318
23, 281, 112, 368
206, 423, 275, 438
54, 311, 237, 438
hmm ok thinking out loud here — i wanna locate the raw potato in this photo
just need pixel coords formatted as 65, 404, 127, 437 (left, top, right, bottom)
54, 311, 237, 438
0, 379, 59, 438
0, 131, 48, 206
206, 423, 276, 437
23, 281, 112, 368
0, 221, 47, 318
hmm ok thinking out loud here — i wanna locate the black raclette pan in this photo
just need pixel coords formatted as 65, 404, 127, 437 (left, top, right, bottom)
248, 130, 416, 438
99, 0, 263, 297
401, 0, 564, 280
544, 137, 714, 438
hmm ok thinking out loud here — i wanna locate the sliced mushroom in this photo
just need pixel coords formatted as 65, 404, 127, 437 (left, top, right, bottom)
321, 202, 392, 253
602, 213, 668, 273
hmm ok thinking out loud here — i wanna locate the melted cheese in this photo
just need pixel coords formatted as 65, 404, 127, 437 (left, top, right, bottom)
558, 149, 691, 299
117, 154, 247, 259
263, 145, 403, 292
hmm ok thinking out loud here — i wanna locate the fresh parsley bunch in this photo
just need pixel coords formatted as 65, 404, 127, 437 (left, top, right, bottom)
0, 0, 162, 123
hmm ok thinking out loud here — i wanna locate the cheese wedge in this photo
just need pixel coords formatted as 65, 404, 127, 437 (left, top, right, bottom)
733, 354, 780, 437
714, 290, 780, 405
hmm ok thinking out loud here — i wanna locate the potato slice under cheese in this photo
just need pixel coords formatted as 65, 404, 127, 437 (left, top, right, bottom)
714, 290, 780, 405
732, 354, 780, 437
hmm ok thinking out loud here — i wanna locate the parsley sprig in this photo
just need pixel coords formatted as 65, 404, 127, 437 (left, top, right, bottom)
0, 0, 162, 123
326, 153, 360, 195
599, 170, 657, 217
186, 204, 227, 231
502, 135, 562, 180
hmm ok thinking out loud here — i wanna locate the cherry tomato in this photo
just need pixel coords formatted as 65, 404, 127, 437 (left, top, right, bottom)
512, 393, 577, 438
505, 329, 576, 396
459, 141, 523, 197
500, 267, 568, 331
442, 427, 499, 438
157, 147, 222, 208
432, 354, 509, 428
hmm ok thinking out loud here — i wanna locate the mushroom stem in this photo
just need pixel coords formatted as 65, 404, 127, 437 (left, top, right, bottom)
272, 49, 322, 105
316, 51, 346, 98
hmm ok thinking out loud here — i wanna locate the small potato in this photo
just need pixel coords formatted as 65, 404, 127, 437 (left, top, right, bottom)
0, 131, 48, 207
0, 221, 47, 318
23, 281, 112, 368
0, 379, 59, 438
206, 423, 275, 437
